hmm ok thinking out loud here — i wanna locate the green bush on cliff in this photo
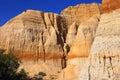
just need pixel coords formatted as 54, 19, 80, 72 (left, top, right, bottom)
0, 49, 28, 80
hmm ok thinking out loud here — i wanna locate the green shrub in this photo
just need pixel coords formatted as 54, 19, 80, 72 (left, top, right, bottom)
0, 49, 28, 80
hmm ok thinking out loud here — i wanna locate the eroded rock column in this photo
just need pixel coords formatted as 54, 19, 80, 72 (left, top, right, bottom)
79, 9, 120, 80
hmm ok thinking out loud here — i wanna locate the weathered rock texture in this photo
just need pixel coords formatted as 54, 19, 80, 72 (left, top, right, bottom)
0, 10, 66, 69
61, 3, 100, 24
62, 5, 100, 72
19, 62, 61, 79
62, 17, 99, 80
0, 2, 100, 66
101, 0, 120, 13
59, 4, 101, 80
79, 8, 120, 80
2, 1, 120, 80
67, 17, 99, 59
0, 2, 102, 78
66, 22, 77, 46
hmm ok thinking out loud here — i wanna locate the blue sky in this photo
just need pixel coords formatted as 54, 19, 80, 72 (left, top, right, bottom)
0, 0, 101, 26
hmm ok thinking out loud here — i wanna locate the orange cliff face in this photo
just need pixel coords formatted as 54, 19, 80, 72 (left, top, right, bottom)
61, 3, 100, 24
0, 10, 65, 68
101, 0, 120, 13
0, 3, 101, 78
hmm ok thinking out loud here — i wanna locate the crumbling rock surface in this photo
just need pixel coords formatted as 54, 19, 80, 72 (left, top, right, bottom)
101, 0, 120, 13
79, 9, 120, 80
67, 17, 99, 59
61, 17, 99, 80
61, 3, 100, 24
0, 3, 100, 67
3, 2, 120, 80
0, 10, 66, 69
66, 22, 78, 46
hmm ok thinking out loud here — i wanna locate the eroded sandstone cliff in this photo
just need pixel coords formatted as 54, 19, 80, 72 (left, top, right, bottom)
0, 2, 100, 66
59, 0, 120, 79
0, 2, 102, 79
1, 0, 120, 80
59, 17, 99, 80
79, 5, 120, 80
101, 0, 120, 13
0, 10, 67, 69
61, 3, 100, 24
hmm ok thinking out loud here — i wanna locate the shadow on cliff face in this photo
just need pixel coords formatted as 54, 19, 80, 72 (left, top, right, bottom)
61, 44, 70, 69
32, 72, 46, 80
31, 72, 60, 80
